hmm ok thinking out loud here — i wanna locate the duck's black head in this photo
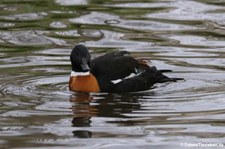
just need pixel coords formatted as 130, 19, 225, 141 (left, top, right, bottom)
70, 44, 91, 72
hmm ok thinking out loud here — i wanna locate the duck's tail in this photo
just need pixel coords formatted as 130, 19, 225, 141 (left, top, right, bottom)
145, 66, 184, 84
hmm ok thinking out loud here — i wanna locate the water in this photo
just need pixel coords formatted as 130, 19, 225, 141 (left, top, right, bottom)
1, 0, 225, 148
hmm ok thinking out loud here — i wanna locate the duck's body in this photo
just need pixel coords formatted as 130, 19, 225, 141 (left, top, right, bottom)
69, 44, 182, 93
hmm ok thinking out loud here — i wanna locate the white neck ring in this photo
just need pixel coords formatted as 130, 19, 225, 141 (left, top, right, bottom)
70, 71, 90, 77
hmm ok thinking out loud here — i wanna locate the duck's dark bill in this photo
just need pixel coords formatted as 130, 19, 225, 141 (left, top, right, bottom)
81, 58, 90, 72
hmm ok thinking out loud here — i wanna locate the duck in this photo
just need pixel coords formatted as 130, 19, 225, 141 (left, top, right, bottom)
69, 44, 183, 93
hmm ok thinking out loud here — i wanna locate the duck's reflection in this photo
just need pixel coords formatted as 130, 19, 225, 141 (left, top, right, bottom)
70, 92, 148, 138
72, 117, 92, 138
70, 93, 93, 138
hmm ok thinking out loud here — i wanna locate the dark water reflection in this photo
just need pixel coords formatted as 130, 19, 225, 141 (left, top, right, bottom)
1, 0, 225, 148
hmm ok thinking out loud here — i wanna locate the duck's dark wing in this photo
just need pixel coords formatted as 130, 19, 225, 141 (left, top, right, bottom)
112, 66, 183, 92
90, 51, 140, 81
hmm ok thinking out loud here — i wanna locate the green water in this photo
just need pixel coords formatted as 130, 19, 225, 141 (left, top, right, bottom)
1, 0, 225, 148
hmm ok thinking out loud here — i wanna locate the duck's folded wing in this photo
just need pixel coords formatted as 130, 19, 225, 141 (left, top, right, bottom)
90, 51, 140, 81
112, 66, 183, 92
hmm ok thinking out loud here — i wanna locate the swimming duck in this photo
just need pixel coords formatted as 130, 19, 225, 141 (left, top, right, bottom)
69, 44, 182, 93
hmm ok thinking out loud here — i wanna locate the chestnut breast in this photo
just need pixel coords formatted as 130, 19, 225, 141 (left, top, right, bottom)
69, 74, 100, 92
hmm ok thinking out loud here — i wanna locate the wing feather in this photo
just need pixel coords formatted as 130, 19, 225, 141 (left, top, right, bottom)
90, 51, 139, 81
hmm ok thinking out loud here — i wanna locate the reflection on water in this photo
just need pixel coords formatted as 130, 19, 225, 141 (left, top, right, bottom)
1, 0, 225, 148
70, 93, 141, 139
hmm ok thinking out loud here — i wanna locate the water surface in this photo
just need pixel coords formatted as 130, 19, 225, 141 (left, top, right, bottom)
1, 0, 225, 148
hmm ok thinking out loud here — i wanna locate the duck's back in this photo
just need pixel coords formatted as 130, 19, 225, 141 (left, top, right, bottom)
91, 51, 139, 80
